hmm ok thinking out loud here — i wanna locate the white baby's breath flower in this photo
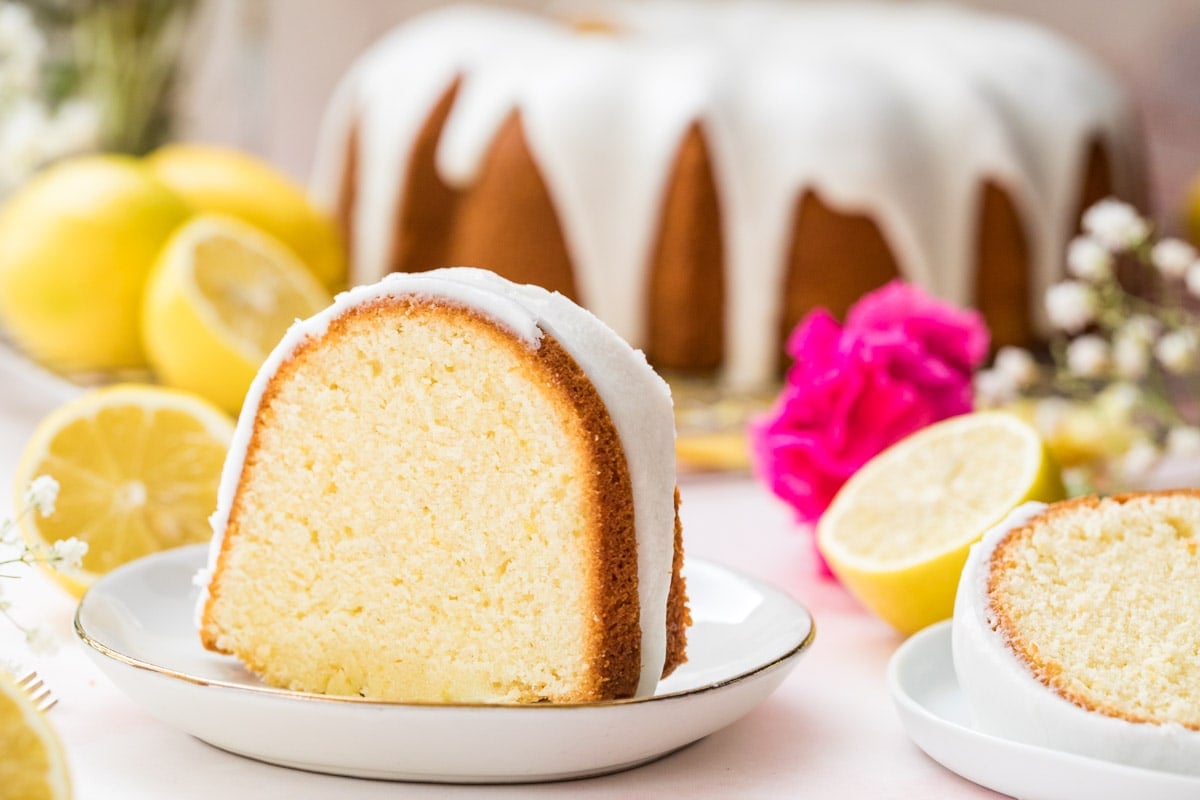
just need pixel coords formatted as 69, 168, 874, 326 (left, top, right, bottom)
1110, 315, 1161, 379
1167, 426, 1200, 456
973, 368, 1015, 407
1032, 397, 1071, 438
42, 98, 100, 159
51, 537, 87, 570
1081, 198, 1150, 250
0, 519, 18, 547
1155, 330, 1198, 374
1150, 238, 1198, 280
1098, 383, 1141, 418
0, 4, 43, 97
0, 5, 41, 53
993, 346, 1040, 388
1045, 282, 1095, 333
1121, 314, 1161, 344
1066, 236, 1113, 281
24, 475, 58, 518
24, 625, 56, 656
1119, 441, 1161, 483
1112, 332, 1149, 380
0, 656, 25, 678
1186, 263, 1200, 299
1065, 335, 1110, 378
0, 99, 50, 192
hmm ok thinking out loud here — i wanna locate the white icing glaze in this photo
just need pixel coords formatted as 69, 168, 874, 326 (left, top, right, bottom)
952, 502, 1200, 776
197, 267, 677, 698
311, 1, 1141, 389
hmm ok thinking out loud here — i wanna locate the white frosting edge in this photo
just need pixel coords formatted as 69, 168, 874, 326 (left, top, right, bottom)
195, 266, 677, 698
952, 502, 1200, 776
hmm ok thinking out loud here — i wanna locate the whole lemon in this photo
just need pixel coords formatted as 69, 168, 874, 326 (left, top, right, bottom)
1189, 175, 1200, 247
146, 144, 347, 291
0, 155, 191, 372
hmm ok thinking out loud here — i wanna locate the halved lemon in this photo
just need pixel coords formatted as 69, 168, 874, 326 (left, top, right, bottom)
146, 144, 347, 291
0, 671, 71, 799
816, 412, 1065, 634
14, 384, 235, 596
141, 214, 332, 413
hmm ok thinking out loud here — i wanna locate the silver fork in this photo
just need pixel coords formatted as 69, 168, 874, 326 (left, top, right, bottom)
16, 670, 56, 712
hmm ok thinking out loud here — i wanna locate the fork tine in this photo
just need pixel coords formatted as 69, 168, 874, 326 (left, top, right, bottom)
15, 670, 57, 713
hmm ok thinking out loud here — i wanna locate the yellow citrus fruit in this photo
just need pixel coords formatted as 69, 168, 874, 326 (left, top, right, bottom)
675, 432, 750, 472
1002, 396, 1135, 469
0, 671, 70, 800
14, 384, 235, 596
816, 412, 1065, 634
146, 143, 346, 291
141, 214, 333, 413
1188, 175, 1200, 247
0, 155, 191, 372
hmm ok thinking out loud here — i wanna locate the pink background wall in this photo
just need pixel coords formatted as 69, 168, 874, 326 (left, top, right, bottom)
177, 0, 1200, 229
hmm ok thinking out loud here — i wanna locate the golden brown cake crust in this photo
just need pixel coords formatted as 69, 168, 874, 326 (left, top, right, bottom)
986, 490, 1200, 729
387, 81, 464, 278
646, 124, 724, 373
974, 180, 1031, 350
526, 312, 642, 700
200, 295, 683, 702
662, 487, 691, 678
340, 119, 1132, 377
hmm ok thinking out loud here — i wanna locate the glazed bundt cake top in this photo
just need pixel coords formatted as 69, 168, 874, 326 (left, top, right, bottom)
200, 267, 679, 695
313, 1, 1141, 387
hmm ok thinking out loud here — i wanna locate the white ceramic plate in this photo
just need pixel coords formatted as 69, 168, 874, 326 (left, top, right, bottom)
888, 621, 1200, 800
76, 545, 814, 783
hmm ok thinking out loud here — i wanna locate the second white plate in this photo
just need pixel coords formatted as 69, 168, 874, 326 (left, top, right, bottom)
888, 620, 1200, 800
76, 545, 814, 783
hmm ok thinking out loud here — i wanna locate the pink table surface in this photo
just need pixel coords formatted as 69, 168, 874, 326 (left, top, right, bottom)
3, 466, 1002, 799
0, 348, 1000, 799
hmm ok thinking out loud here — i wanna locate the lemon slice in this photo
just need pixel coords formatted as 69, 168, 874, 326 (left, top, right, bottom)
14, 384, 235, 596
0, 672, 70, 799
816, 412, 1065, 634
142, 214, 332, 413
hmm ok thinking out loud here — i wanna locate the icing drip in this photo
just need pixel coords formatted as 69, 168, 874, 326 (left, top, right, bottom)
311, 1, 1140, 388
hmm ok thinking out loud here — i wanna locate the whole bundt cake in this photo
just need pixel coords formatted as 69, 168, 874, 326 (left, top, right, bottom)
312, 1, 1143, 388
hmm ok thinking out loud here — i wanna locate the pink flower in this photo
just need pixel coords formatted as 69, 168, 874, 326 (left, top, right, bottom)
750, 281, 989, 576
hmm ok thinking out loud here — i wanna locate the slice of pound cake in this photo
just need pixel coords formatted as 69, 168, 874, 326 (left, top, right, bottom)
197, 267, 688, 703
953, 492, 1200, 774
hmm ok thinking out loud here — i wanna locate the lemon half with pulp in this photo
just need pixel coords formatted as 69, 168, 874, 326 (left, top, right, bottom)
816, 412, 1065, 634
14, 384, 235, 596
147, 144, 346, 291
142, 214, 332, 413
